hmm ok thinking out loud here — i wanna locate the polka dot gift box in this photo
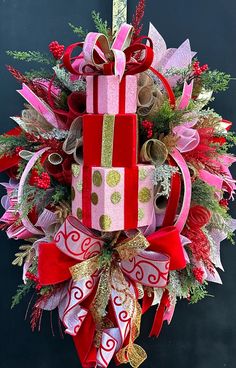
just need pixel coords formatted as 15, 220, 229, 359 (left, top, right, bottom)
71, 164, 155, 231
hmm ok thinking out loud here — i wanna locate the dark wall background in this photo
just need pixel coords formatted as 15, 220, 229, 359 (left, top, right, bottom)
0, 1, 236, 367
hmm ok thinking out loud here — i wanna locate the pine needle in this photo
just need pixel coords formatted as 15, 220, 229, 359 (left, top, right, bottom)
6, 50, 54, 65
91, 10, 109, 37
68, 22, 87, 38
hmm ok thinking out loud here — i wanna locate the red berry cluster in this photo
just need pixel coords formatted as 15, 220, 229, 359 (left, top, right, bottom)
26, 271, 42, 291
142, 120, 154, 139
15, 146, 23, 155
193, 61, 208, 76
49, 41, 65, 60
219, 198, 229, 208
29, 169, 51, 190
192, 267, 205, 284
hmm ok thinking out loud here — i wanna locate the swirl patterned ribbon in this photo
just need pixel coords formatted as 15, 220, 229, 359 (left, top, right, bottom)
38, 216, 185, 367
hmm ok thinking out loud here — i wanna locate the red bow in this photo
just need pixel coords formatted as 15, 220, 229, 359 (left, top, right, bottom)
38, 216, 186, 367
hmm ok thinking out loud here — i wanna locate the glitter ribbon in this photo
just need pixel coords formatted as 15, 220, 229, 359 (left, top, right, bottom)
70, 232, 150, 282
101, 115, 115, 167
112, 0, 127, 35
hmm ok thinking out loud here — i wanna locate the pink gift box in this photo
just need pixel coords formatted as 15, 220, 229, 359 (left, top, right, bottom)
86, 75, 138, 114
71, 164, 155, 231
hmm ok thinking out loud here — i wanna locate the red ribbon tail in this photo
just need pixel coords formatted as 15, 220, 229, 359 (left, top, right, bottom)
73, 312, 97, 368
149, 290, 170, 338
0, 155, 19, 173
142, 290, 154, 314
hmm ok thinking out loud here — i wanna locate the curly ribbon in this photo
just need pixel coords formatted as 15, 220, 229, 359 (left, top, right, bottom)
17, 147, 50, 236
140, 139, 168, 166
38, 215, 186, 368
62, 116, 83, 163
170, 149, 191, 233
139, 138, 191, 232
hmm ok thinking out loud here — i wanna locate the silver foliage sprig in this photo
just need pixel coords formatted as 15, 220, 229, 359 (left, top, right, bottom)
153, 164, 179, 197
53, 65, 86, 92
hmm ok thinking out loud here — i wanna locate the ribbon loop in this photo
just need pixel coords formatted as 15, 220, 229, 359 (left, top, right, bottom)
63, 23, 154, 80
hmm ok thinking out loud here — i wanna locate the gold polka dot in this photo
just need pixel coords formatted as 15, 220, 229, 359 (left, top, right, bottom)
72, 164, 80, 178
93, 170, 102, 187
111, 191, 121, 204
106, 170, 121, 187
77, 208, 82, 220
76, 180, 83, 192
99, 215, 112, 231
138, 208, 145, 221
139, 168, 148, 180
71, 186, 75, 201
91, 192, 99, 205
138, 187, 151, 203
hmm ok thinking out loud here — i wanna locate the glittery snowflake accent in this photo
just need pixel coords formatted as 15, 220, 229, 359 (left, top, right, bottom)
153, 164, 179, 198
167, 271, 184, 304
53, 65, 86, 92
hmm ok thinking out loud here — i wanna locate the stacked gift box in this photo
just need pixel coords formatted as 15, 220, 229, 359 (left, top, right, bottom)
71, 74, 155, 231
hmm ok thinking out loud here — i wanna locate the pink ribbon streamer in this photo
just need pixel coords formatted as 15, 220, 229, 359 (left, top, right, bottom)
170, 149, 192, 233
17, 147, 50, 236
178, 81, 193, 110
17, 84, 65, 129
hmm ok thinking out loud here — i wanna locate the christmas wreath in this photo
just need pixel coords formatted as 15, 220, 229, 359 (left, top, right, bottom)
1, 1, 235, 367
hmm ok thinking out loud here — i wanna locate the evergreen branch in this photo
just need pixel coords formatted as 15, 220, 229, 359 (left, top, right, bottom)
201, 69, 231, 93
14, 184, 49, 220
6, 50, 54, 65
68, 22, 87, 38
51, 184, 71, 204
145, 100, 187, 135
191, 179, 227, 217
12, 245, 33, 267
11, 281, 34, 308
91, 11, 109, 37
24, 68, 53, 80
0, 133, 30, 157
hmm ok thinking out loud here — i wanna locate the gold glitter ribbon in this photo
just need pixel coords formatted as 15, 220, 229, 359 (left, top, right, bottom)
70, 232, 149, 281
101, 114, 115, 167
116, 301, 147, 368
112, 0, 128, 35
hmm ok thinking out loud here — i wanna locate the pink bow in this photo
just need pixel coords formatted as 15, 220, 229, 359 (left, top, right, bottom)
173, 120, 200, 153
